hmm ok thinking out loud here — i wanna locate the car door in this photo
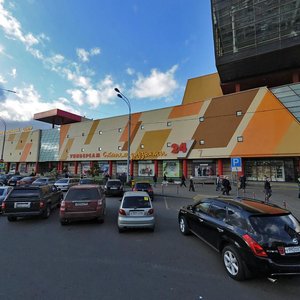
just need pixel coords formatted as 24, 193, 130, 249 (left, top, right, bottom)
197, 201, 227, 249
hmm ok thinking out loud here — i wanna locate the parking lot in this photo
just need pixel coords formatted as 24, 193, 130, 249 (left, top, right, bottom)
1, 184, 300, 300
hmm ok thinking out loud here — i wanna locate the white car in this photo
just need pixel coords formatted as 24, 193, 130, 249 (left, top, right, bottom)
118, 191, 155, 233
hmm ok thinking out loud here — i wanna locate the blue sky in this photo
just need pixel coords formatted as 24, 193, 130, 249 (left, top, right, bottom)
0, 0, 216, 130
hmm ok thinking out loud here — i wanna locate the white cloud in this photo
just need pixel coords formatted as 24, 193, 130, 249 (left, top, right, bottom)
0, 74, 7, 83
0, 84, 81, 121
67, 89, 84, 106
131, 65, 179, 99
10, 68, 16, 78
126, 68, 135, 75
76, 47, 101, 62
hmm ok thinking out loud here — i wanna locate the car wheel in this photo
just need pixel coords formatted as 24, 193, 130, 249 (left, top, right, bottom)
60, 219, 69, 226
222, 245, 247, 281
118, 226, 125, 233
42, 204, 51, 219
150, 226, 155, 232
179, 216, 190, 235
7, 216, 17, 222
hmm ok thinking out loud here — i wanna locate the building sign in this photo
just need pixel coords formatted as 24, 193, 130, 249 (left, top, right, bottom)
69, 151, 167, 160
0, 126, 32, 135
138, 161, 154, 176
170, 140, 194, 158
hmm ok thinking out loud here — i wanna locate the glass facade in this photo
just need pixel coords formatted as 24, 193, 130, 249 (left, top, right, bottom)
212, 0, 300, 60
271, 83, 300, 122
39, 128, 60, 162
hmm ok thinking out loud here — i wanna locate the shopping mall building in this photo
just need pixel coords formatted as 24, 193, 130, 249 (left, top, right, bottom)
0, 0, 300, 182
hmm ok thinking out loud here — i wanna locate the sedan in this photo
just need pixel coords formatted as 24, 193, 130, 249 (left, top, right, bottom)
60, 184, 106, 225
105, 179, 123, 197
0, 186, 13, 212
118, 191, 155, 232
7, 175, 24, 186
17, 176, 39, 186
32, 177, 56, 186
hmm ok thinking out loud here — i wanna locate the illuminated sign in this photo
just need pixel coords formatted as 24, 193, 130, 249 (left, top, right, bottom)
170, 140, 194, 158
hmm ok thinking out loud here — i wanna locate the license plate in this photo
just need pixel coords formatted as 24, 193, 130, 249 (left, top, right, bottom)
75, 202, 88, 206
129, 211, 144, 216
111, 187, 117, 190
285, 246, 300, 254
15, 202, 30, 208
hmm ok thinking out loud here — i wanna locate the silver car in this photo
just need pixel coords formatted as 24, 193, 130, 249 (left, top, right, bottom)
54, 178, 79, 192
118, 191, 155, 232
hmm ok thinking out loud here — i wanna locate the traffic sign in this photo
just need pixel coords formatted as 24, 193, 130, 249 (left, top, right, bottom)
0, 163, 5, 169
231, 157, 242, 172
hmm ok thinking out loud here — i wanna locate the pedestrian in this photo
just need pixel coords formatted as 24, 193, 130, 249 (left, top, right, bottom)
189, 176, 195, 192
180, 174, 187, 187
239, 174, 246, 192
222, 176, 231, 195
163, 173, 167, 182
153, 174, 157, 187
264, 176, 272, 202
216, 174, 222, 191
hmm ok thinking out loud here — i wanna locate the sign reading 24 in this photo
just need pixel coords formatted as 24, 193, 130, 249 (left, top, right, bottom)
171, 143, 187, 154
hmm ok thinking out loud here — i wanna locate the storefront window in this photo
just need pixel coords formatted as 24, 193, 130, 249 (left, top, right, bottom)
163, 161, 179, 178
192, 160, 216, 177
138, 161, 154, 176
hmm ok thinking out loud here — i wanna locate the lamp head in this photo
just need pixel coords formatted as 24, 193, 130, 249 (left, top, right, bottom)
117, 94, 123, 99
114, 88, 120, 93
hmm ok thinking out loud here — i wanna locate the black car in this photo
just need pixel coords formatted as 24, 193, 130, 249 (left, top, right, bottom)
0, 174, 14, 185
104, 179, 123, 196
178, 197, 300, 281
132, 181, 154, 200
2, 185, 63, 221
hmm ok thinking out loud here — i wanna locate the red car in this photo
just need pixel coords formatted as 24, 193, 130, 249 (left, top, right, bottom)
60, 184, 106, 225
17, 176, 39, 186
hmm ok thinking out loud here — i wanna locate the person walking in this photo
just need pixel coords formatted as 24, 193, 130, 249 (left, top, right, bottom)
216, 174, 222, 191
153, 174, 157, 187
180, 174, 187, 187
189, 176, 195, 192
222, 176, 231, 195
264, 176, 272, 202
239, 174, 246, 192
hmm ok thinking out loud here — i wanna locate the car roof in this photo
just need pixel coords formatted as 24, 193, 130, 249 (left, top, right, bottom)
123, 191, 149, 197
135, 181, 151, 184
204, 197, 289, 215
107, 179, 121, 182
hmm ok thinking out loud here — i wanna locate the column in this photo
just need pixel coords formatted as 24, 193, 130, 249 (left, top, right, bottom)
154, 160, 158, 176
130, 160, 134, 177
217, 159, 223, 176
183, 159, 187, 177
109, 161, 113, 177
75, 161, 78, 175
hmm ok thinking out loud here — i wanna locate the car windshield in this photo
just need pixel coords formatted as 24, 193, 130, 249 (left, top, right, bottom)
35, 179, 47, 183
122, 196, 151, 208
0, 189, 5, 196
56, 179, 68, 184
135, 183, 150, 189
249, 214, 300, 238
80, 179, 94, 184
65, 188, 100, 201
107, 181, 121, 187
22, 177, 33, 181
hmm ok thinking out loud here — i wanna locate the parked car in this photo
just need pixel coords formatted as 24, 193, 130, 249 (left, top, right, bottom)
60, 184, 106, 225
17, 176, 39, 186
0, 186, 13, 213
7, 175, 24, 186
2, 185, 63, 221
118, 191, 155, 232
32, 177, 56, 186
79, 178, 95, 185
54, 178, 79, 191
104, 179, 123, 196
132, 181, 154, 200
178, 196, 300, 281
0, 174, 14, 185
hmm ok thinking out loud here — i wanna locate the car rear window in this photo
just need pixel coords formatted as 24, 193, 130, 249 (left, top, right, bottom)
56, 179, 68, 184
65, 188, 100, 201
135, 183, 150, 189
249, 214, 300, 238
122, 196, 151, 208
10, 189, 40, 198
107, 181, 121, 187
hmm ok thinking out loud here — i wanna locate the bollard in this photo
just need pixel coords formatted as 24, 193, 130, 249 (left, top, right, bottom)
253, 192, 256, 199
177, 184, 179, 195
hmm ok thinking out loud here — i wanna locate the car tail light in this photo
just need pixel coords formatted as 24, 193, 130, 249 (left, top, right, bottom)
148, 188, 153, 193
39, 201, 45, 208
60, 200, 65, 211
132, 187, 137, 191
148, 208, 154, 215
1, 202, 5, 210
242, 234, 268, 257
97, 199, 103, 208
119, 209, 126, 215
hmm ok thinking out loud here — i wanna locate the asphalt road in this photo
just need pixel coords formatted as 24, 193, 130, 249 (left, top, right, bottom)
1, 194, 300, 300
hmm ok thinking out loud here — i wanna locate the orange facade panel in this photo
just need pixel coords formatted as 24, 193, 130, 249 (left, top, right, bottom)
120, 113, 142, 143
20, 143, 32, 162
84, 120, 100, 145
168, 102, 203, 119
16, 132, 30, 150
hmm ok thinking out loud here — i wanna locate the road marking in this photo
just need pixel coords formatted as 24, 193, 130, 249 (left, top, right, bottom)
164, 196, 169, 210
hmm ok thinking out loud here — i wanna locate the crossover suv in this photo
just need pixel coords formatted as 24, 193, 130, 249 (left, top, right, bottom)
54, 178, 79, 191
178, 197, 300, 281
32, 177, 56, 186
2, 185, 63, 221
132, 181, 154, 200
104, 179, 123, 196
60, 184, 106, 225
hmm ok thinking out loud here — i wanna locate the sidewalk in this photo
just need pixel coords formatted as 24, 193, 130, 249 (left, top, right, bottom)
153, 181, 300, 218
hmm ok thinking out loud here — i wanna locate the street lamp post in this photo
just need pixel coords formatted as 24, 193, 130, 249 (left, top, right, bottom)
114, 88, 131, 184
